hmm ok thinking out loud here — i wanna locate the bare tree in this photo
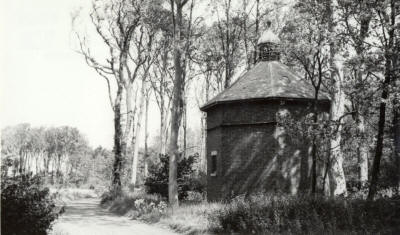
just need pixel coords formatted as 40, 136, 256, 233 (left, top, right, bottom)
143, 85, 151, 178
131, 80, 152, 186
73, 0, 156, 195
149, 34, 174, 154
212, 0, 244, 88
129, 17, 161, 186
168, 0, 194, 208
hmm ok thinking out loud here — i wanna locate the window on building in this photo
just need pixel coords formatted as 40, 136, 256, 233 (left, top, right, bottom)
210, 151, 217, 176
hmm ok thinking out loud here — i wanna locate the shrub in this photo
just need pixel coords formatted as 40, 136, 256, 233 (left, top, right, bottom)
100, 190, 115, 205
1, 174, 62, 235
160, 201, 223, 234
144, 153, 205, 200
103, 191, 167, 222
212, 194, 400, 234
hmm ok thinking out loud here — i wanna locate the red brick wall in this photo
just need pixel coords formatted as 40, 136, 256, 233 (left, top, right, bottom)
206, 99, 329, 201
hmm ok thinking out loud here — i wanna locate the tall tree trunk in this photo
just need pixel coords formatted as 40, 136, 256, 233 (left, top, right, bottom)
51, 159, 55, 185
354, 5, 371, 186
25, 153, 31, 174
43, 153, 49, 182
160, 99, 166, 154
309, 58, 323, 194
199, 76, 210, 173
254, 0, 260, 64
112, 86, 125, 196
392, 14, 399, 192
144, 90, 150, 178
224, 0, 232, 89
56, 154, 62, 184
394, 48, 400, 192
169, 0, 187, 208
26, 153, 30, 173
160, 47, 168, 155
124, 83, 136, 153
368, 65, 390, 200
131, 82, 146, 186
19, 150, 23, 174
328, 59, 347, 196
357, 116, 368, 186
200, 80, 208, 172
354, 63, 369, 187
368, 0, 396, 201
394, 105, 400, 190
241, 0, 250, 70
182, 95, 187, 158
327, 0, 347, 196
35, 154, 39, 175
311, 87, 320, 194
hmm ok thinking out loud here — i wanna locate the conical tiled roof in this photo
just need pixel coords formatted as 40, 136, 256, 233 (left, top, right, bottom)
200, 61, 330, 111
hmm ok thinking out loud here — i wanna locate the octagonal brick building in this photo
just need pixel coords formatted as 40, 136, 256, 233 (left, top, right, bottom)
200, 27, 330, 201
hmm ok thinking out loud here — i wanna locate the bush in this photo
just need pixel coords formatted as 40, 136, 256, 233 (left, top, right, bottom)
212, 194, 400, 234
102, 191, 167, 222
1, 174, 62, 235
160, 201, 223, 234
100, 190, 114, 205
144, 154, 205, 200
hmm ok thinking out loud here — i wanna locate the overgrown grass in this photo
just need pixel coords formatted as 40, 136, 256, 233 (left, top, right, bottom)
101, 191, 400, 235
101, 191, 167, 221
212, 193, 400, 234
100, 190, 219, 233
160, 202, 222, 234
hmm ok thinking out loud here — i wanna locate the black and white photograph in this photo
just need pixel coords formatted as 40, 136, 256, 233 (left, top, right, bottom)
1, 0, 400, 234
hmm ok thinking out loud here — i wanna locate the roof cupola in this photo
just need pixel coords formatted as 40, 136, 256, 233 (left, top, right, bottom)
257, 21, 281, 62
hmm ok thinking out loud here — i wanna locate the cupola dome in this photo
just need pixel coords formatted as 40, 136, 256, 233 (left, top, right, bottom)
257, 29, 280, 45
257, 22, 281, 62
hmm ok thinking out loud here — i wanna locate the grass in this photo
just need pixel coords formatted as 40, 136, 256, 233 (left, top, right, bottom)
212, 193, 400, 234
100, 190, 219, 234
159, 202, 222, 235
101, 190, 167, 221
102, 190, 400, 235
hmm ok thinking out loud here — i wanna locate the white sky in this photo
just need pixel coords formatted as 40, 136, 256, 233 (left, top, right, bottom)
1, 0, 114, 148
0, 0, 204, 149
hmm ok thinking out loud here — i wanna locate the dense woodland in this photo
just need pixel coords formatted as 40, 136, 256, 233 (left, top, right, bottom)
1, 124, 114, 187
2, 0, 400, 207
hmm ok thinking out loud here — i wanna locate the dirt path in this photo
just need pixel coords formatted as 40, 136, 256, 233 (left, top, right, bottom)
50, 198, 178, 235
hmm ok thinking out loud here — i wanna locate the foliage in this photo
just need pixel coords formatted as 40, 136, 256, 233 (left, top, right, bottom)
1, 124, 113, 188
100, 191, 400, 235
1, 174, 62, 235
102, 190, 221, 233
159, 201, 223, 234
101, 191, 167, 223
144, 153, 205, 200
86, 146, 114, 188
212, 194, 400, 234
